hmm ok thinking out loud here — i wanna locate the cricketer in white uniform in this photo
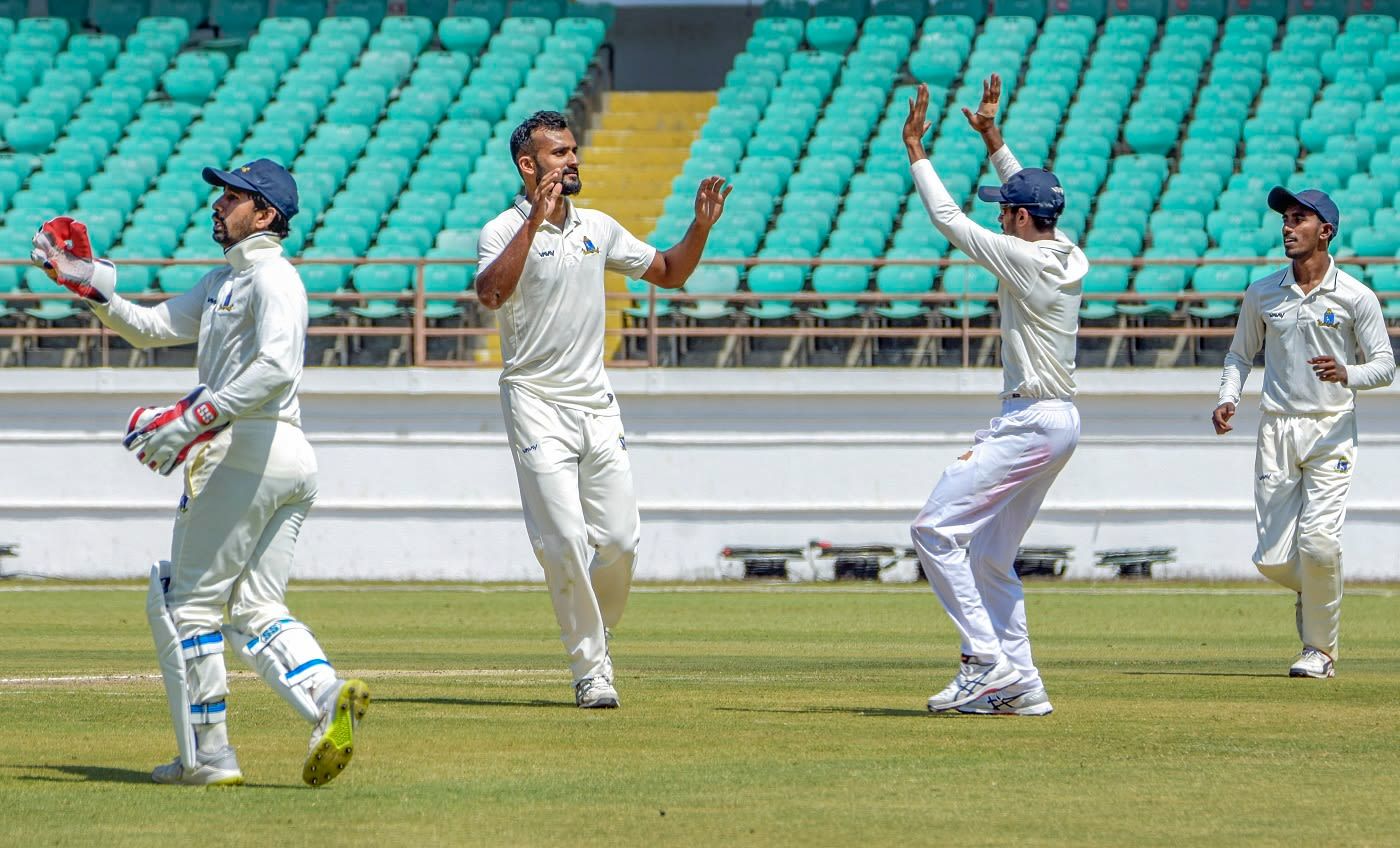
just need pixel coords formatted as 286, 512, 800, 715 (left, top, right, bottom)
31, 160, 368, 786
475, 111, 729, 708
1213, 187, 1394, 679
904, 78, 1087, 716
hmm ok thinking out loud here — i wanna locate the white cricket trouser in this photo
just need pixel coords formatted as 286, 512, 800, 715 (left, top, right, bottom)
502, 386, 640, 683
164, 420, 335, 718
1253, 410, 1356, 658
910, 398, 1080, 692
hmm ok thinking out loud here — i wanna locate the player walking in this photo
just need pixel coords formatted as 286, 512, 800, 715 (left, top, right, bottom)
30, 160, 367, 785
475, 111, 728, 708
1212, 187, 1393, 679
904, 77, 1088, 716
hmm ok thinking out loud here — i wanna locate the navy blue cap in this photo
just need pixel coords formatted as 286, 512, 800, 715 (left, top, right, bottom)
202, 158, 299, 220
1267, 186, 1340, 230
977, 168, 1066, 216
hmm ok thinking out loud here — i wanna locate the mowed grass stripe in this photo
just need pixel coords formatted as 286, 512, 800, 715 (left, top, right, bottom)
2, 586, 1398, 846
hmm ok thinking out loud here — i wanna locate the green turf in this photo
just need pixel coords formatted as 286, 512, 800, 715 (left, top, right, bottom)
3, 583, 1400, 846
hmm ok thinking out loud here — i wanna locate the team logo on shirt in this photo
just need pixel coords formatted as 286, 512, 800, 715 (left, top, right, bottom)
618, 434, 627, 451
1316, 308, 1340, 329
581, 235, 599, 255
1336, 458, 1350, 472
217, 288, 235, 311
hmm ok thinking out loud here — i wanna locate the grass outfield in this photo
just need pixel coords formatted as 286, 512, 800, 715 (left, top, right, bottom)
3, 582, 1400, 847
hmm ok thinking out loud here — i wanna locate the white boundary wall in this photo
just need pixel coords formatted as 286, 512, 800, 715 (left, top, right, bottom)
4, 367, 1399, 581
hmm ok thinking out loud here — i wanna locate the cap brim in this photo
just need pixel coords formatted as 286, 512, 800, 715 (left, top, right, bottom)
202, 167, 260, 194
1267, 186, 1300, 217
976, 185, 1008, 203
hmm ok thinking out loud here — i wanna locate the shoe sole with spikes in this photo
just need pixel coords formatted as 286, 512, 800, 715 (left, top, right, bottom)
303, 678, 369, 787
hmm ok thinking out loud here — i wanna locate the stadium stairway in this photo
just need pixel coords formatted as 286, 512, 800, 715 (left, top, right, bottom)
577, 91, 715, 359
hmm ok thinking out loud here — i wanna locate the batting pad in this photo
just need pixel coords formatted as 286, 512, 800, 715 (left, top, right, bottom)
224, 618, 335, 724
146, 561, 198, 771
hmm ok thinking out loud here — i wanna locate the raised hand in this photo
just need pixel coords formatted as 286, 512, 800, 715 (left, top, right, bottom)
528, 168, 563, 228
693, 176, 731, 228
903, 83, 933, 155
961, 73, 1002, 134
31, 216, 113, 303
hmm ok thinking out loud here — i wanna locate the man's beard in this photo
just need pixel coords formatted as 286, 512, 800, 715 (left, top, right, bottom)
561, 172, 582, 195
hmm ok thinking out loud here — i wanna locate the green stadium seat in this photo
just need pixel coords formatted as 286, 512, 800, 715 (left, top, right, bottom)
763, 0, 812, 16
207, 0, 265, 38
1187, 255, 1248, 319
677, 265, 739, 321
995, 0, 1047, 22
938, 262, 997, 320
511, 0, 565, 18
3, 117, 55, 154
743, 256, 806, 321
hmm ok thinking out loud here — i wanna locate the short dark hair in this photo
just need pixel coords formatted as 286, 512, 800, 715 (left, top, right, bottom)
509, 111, 569, 172
1029, 212, 1059, 231
252, 193, 291, 239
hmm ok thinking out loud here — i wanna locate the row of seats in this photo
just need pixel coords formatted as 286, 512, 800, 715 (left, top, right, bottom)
7, 0, 611, 39
643, 8, 1400, 330
0, 7, 611, 326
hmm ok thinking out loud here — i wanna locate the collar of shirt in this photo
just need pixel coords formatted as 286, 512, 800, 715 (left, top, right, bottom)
222, 232, 284, 272
512, 194, 581, 234
1280, 256, 1337, 294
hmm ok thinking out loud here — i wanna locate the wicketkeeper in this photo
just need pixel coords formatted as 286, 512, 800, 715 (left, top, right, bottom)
31, 159, 368, 786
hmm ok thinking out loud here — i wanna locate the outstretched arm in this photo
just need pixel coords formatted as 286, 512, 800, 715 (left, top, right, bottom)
641, 176, 731, 290
904, 84, 1039, 289
962, 73, 1023, 183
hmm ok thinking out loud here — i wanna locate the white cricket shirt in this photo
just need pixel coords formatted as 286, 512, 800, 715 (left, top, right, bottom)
478, 196, 656, 413
912, 146, 1087, 400
1218, 261, 1394, 414
91, 233, 306, 425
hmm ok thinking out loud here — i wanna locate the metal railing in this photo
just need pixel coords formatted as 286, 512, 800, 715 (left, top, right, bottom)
2, 255, 1398, 368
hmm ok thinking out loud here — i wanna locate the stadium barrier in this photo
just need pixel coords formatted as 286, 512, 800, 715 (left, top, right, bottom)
3, 255, 1398, 368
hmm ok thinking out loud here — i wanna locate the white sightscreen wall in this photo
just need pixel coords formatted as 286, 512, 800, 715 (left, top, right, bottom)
3, 368, 1399, 581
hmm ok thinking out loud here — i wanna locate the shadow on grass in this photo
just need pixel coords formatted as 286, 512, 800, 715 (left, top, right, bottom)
19, 764, 158, 784
1120, 671, 1282, 679
18, 764, 301, 789
715, 705, 931, 717
377, 695, 574, 709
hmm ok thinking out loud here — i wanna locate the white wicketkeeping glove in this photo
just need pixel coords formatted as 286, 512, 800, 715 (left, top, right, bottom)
122, 386, 230, 476
30, 216, 116, 304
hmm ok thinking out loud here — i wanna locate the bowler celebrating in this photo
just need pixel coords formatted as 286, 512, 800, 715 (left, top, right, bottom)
1213, 187, 1394, 679
475, 111, 728, 708
905, 77, 1088, 717
31, 160, 367, 786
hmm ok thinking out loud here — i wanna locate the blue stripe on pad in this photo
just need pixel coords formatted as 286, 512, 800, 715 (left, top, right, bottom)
179, 632, 224, 650
189, 700, 227, 716
286, 658, 330, 677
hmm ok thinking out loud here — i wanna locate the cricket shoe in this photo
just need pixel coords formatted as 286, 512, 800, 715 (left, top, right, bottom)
956, 686, 1054, 716
927, 655, 1021, 712
1289, 648, 1335, 679
304, 678, 370, 787
575, 676, 619, 709
151, 746, 244, 786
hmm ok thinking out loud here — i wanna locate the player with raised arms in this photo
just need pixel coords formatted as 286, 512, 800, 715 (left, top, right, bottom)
475, 111, 728, 708
903, 76, 1089, 716
30, 160, 367, 785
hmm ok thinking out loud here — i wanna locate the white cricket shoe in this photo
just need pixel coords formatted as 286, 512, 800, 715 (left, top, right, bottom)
956, 686, 1054, 716
927, 654, 1021, 712
1289, 648, 1335, 679
151, 746, 244, 786
575, 676, 619, 709
304, 678, 370, 787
